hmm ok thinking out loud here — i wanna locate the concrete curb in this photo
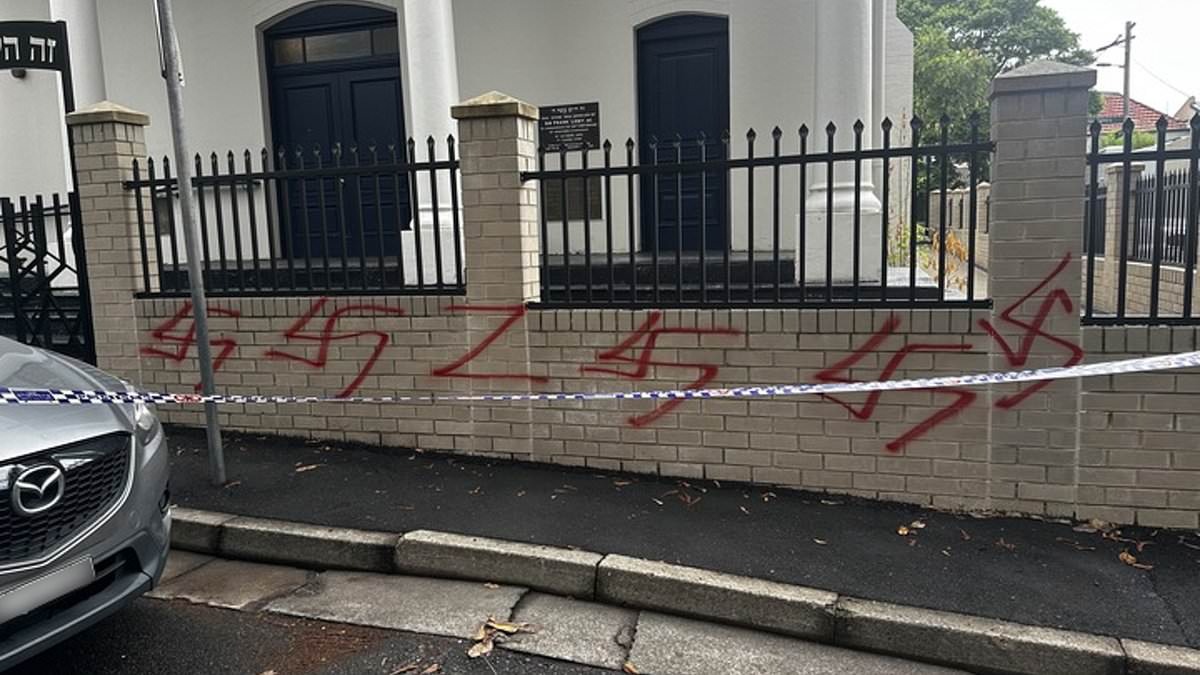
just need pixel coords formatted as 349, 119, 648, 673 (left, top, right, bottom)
394, 529, 602, 598
834, 597, 1125, 675
596, 554, 837, 641
170, 507, 234, 553
169, 508, 1200, 675
221, 516, 397, 573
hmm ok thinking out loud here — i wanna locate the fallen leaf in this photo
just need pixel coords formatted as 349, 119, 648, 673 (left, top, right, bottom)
909, 520, 926, 529
897, 526, 911, 536
294, 464, 320, 473
516, 490, 526, 497
224, 480, 242, 489
958, 528, 971, 541
819, 499, 842, 506
389, 663, 420, 674
712, 480, 721, 489
623, 662, 641, 674
651, 498, 664, 506
813, 538, 827, 545
483, 582, 500, 589
420, 665, 441, 674
486, 619, 532, 634
762, 491, 777, 502
1119, 550, 1154, 571
739, 505, 750, 515
941, 549, 951, 557
467, 639, 494, 658
471, 624, 488, 642
995, 538, 1016, 552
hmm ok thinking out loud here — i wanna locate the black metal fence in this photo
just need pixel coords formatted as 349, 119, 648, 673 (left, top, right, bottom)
1084, 117, 1200, 324
0, 193, 95, 363
124, 138, 464, 297
1131, 170, 1191, 266
1084, 183, 1106, 257
521, 115, 993, 308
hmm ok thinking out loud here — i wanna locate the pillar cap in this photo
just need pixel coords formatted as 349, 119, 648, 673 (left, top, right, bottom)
65, 100, 150, 127
989, 61, 1097, 98
451, 91, 538, 121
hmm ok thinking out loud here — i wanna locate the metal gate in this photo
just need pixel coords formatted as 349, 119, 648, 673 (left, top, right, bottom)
0, 193, 96, 363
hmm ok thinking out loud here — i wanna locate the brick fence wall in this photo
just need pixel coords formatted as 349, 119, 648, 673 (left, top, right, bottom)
1081, 326, 1200, 529
66, 64, 1200, 528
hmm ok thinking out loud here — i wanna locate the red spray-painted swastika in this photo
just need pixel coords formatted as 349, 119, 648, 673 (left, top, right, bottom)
264, 297, 406, 398
977, 252, 1084, 409
581, 311, 741, 428
140, 302, 242, 392
432, 304, 549, 383
815, 315, 977, 452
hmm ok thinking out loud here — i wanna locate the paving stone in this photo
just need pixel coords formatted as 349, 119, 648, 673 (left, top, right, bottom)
148, 558, 310, 610
625, 612, 970, 675
158, 550, 213, 582
265, 571, 526, 639
501, 592, 638, 669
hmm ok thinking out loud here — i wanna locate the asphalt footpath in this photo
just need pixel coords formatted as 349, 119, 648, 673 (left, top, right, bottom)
166, 426, 1200, 650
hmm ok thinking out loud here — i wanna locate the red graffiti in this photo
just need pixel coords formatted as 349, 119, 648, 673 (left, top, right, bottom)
816, 315, 977, 452
977, 252, 1084, 409
140, 302, 242, 391
581, 311, 741, 428
264, 297, 406, 398
432, 304, 549, 382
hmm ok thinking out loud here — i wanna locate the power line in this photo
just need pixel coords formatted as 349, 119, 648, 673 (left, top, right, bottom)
1132, 58, 1193, 100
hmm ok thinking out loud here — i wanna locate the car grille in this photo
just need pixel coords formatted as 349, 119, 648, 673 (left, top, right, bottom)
0, 433, 132, 566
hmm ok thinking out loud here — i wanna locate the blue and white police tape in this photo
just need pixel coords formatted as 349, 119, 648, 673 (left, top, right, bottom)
2, 350, 1199, 407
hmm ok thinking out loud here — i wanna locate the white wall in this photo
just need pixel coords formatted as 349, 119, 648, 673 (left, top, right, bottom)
883, 0, 914, 230
454, 0, 821, 256
0, 0, 71, 197
2, 0, 913, 265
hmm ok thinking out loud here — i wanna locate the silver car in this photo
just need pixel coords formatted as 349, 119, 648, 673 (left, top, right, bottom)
0, 337, 170, 670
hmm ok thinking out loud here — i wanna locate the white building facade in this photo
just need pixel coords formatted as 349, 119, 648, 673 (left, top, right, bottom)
2, 0, 913, 277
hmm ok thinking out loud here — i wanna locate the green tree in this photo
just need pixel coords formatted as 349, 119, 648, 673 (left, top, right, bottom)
912, 27, 992, 141
899, 0, 1092, 130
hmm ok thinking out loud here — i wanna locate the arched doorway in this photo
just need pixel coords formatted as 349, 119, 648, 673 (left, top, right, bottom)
265, 3, 408, 259
637, 14, 730, 253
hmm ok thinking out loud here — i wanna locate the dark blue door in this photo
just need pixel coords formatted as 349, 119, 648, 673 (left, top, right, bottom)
637, 15, 730, 253
267, 5, 407, 262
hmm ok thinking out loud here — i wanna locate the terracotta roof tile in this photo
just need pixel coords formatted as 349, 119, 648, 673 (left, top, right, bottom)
1095, 92, 1188, 133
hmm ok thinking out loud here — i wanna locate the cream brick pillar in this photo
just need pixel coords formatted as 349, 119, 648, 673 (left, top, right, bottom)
1096, 163, 1144, 315
449, 92, 541, 457
987, 62, 1095, 517
65, 101, 152, 382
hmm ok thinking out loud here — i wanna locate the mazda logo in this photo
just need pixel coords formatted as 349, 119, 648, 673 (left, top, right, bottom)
11, 463, 66, 516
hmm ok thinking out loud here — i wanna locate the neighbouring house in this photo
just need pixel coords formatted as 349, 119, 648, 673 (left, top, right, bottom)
1095, 91, 1188, 139
1, 0, 914, 275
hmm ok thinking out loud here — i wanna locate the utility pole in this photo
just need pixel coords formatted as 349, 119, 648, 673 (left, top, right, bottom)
1122, 20, 1133, 123
1095, 22, 1136, 128
154, 0, 226, 485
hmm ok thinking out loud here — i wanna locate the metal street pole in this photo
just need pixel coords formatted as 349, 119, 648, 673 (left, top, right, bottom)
154, 0, 226, 485
1122, 20, 1134, 123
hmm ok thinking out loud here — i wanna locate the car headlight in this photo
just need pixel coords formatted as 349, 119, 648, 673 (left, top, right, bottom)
133, 399, 163, 447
